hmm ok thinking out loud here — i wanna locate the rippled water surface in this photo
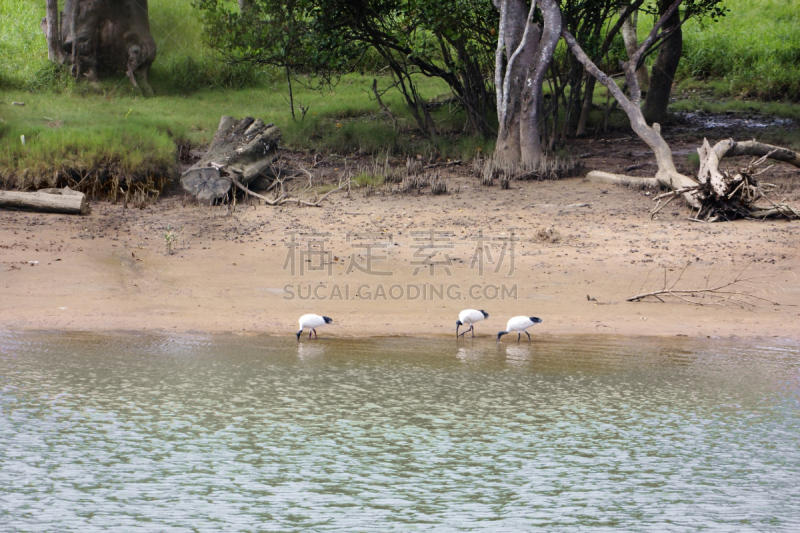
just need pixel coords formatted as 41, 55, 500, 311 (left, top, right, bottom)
1, 332, 799, 531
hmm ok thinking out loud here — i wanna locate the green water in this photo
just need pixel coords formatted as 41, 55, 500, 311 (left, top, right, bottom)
1, 332, 799, 531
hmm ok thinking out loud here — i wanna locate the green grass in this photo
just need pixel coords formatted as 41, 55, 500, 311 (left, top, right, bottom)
679, 0, 800, 100
352, 171, 386, 188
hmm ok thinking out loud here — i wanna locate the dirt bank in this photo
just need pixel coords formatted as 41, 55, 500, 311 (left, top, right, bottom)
2, 137, 799, 340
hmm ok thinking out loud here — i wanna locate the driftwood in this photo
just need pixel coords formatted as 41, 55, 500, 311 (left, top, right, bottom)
226, 172, 352, 207
181, 116, 281, 204
0, 187, 89, 215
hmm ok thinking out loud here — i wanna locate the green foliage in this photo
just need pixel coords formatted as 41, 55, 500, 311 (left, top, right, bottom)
195, 0, 498, 135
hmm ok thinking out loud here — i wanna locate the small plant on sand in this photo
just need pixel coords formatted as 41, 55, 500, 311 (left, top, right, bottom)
164, 225, 183, 255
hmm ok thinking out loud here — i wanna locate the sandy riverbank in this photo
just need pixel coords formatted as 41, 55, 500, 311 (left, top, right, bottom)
2, 161, 799, 340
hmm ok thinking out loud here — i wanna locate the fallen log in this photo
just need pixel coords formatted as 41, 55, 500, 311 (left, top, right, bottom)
0, 187, 89, 215
181, 116, 281, 204
586, 171, 658, 188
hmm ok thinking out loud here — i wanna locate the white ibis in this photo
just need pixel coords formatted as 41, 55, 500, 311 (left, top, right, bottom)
497, 316, 542, 342
456, 309, 489, 337
297, 314, 332, 340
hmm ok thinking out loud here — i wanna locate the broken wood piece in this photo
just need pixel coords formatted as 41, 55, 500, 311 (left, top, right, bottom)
0, 187, 89, 215
586, 170, 658, 188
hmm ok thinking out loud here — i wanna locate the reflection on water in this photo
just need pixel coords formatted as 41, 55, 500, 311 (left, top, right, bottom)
1, 332, 799, 531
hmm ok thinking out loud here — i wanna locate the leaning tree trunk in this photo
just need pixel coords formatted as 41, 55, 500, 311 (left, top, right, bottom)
181, 117, 281, 204
563, 0, 701, 208
642, 0, 682, 124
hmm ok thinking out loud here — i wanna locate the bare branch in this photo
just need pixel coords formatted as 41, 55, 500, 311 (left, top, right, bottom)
628, 263, 788, 306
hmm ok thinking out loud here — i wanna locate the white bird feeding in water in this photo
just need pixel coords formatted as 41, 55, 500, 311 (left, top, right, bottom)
297, 314, 332, 340
497, 316, 543, 342
456, 309, 489, 337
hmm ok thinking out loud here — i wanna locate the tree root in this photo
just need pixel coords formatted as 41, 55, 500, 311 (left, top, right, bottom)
650, 139, 800, 221
224, 169, 352, 208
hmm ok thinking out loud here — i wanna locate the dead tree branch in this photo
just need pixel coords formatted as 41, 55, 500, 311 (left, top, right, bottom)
628, 263, 788, 308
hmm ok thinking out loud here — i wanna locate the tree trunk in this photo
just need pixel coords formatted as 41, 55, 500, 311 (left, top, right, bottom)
575, 75, 596, 136
45, 0, 61, 62
55, 0, 156, 94
519, 0, 562, 167
181, 117, 281, 204
494, 0, 531, 166
642, 0, 681, 123
0, 188, 89, 215
238, 0, 251, 12
621, 5, 648, 92
494, 0, 560, 169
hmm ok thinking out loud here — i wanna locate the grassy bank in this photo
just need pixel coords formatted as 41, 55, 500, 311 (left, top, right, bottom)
1, 76, 492, 193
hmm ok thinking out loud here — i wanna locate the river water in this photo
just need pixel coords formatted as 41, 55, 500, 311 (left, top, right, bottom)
1, 332, 799, 531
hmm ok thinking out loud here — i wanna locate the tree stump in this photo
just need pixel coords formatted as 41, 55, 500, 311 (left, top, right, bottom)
51, 0, 157, 94
180, 117, 281, 204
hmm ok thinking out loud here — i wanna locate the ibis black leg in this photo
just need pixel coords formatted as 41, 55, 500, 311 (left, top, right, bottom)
313, 329, 318, 339
470, 326, 475, 338
517, 332, 521, 342
308, 330, 312, 340
525, 331, 531, 342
